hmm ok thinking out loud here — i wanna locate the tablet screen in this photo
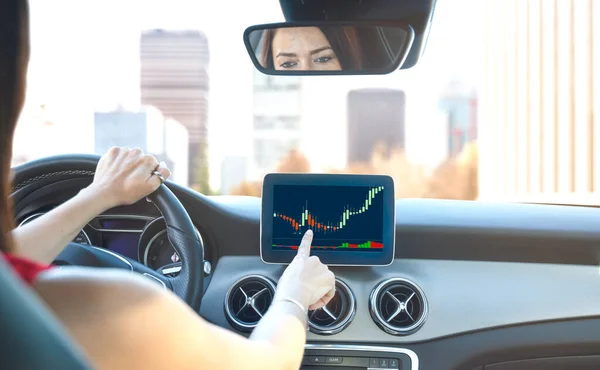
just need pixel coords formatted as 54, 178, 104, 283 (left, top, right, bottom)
261, 174, 395, 265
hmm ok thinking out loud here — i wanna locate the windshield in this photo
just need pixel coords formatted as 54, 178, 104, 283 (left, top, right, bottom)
13, 0, 598, 205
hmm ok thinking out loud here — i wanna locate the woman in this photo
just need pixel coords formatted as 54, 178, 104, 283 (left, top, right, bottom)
260, 26, 363, 71
1, 1, 336, 369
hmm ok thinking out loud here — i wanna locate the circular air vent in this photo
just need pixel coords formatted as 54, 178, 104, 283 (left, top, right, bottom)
225, 275, 276, 332
369, 278, 428, 336
308, 279, 356, 335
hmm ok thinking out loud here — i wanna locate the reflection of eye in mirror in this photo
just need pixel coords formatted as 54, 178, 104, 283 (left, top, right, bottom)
245, 22, 415, 75
267, 27, 345, 71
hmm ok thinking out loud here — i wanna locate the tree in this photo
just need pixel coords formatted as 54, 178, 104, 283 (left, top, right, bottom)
226, 143, 478, 201
424, 142, 478, 200
276, 149, 311, 173
190, 141, 211, 195
328, 145, 428, 198
229, 149, 311, 196
458, 141, 478, 199
230, 181, 262, 197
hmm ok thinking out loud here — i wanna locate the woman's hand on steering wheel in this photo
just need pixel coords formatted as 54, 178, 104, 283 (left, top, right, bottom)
90, 147, 172, 208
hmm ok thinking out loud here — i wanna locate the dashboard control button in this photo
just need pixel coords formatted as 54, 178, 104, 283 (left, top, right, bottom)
389, 358, 400, 369
74, 233, 88, 244
370, 358, 379, 367
203, 260, 212, 275
326, 357, 343, 364
309, 356, 326, 364
379, 358, 390, 368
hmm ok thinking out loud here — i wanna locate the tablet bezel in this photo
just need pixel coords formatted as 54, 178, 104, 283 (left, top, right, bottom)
260, 173, 395, 266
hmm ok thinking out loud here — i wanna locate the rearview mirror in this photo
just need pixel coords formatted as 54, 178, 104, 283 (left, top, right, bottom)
244, 21, 415, 75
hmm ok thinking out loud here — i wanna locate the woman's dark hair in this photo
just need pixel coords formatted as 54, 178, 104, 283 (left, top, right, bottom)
260, 26, 363, 70
0, 0, 30, 253
260, 29, 275, 69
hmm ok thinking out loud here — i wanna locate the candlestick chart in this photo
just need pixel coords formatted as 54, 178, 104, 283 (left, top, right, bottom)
271, 185, 384, 252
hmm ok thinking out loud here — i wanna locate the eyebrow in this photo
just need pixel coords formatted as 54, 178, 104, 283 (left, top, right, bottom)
275, 46, 333, 58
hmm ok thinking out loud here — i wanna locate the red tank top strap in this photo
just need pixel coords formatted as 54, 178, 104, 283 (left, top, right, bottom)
2, 253, 53, 284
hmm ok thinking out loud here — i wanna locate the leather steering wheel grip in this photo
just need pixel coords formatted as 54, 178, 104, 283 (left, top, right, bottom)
147, 184, 204, 311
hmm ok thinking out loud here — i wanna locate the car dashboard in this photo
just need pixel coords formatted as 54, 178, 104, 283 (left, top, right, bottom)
11, 174, 600, 370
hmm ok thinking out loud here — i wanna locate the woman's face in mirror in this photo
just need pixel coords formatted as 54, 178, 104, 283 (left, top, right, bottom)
271, 27, 342, 71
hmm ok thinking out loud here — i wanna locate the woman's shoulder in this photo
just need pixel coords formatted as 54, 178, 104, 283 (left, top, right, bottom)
2, 253, 53, 284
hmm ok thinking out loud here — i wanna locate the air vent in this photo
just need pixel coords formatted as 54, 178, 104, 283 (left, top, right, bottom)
369, 278, 428, 336
308, 279, 356, 335
225, 275, 276, 332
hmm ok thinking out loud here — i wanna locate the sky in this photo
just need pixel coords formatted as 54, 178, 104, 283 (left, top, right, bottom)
18, 0, 483, 190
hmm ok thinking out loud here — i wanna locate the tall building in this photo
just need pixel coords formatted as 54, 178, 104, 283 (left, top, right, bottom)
347, 89, 406, 163
438, 80, 478, 157
479, 0, 599, 203
140, 30, 209, 192
252, 71, 302, 177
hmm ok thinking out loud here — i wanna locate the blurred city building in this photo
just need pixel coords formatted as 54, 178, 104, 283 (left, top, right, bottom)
438, 80, 478, 157
94, 106, 189, 185
140, 30, 209, 191
347, 89, 406, 163
251, 71, 302, 178
479, 0, 599, 204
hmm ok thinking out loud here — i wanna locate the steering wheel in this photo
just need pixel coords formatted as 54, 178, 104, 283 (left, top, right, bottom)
10, 155, 204, 311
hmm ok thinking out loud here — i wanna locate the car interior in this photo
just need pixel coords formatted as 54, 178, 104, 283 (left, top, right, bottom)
2, 0, 600, 370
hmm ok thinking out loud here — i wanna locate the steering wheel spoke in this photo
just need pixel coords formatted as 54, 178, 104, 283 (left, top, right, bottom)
56, 242, 173, 290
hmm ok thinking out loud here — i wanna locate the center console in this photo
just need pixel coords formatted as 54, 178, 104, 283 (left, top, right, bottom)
301, 345, 417, 370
